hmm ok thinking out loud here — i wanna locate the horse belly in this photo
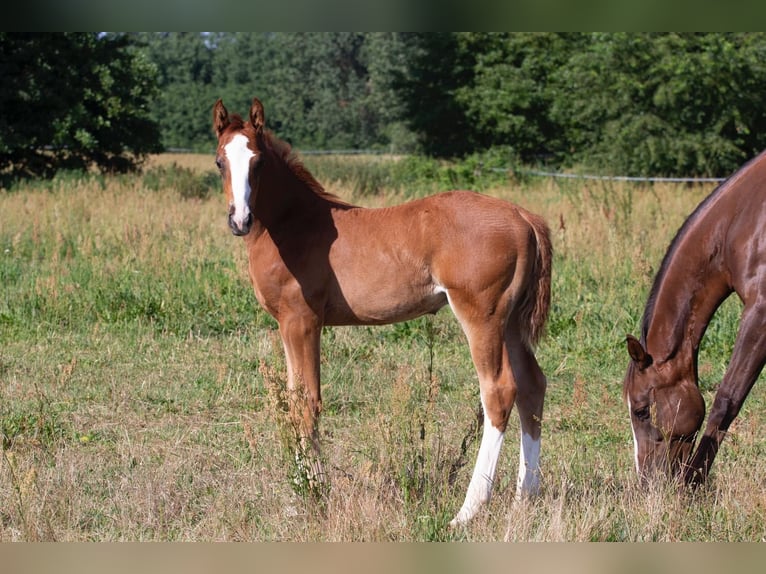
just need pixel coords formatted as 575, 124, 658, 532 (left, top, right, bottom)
324, 276, 448, 326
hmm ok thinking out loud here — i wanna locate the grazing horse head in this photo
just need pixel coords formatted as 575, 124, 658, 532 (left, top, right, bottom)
623, 335, 706, 483
212, 98, 265, 236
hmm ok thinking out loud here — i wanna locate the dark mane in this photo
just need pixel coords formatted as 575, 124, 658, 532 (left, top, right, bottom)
260, 128, 351, 206
639, 154, 759, 342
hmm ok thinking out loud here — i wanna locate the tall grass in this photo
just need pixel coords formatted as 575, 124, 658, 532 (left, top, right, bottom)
0, 154, 763, 541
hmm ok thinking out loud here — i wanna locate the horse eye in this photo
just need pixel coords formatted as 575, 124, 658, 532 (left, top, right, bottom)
215, 157, 223, 170
633, 405, 650, 421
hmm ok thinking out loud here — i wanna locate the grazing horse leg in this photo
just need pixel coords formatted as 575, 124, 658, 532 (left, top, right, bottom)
685, 300, 766, 485
448, 292, 524, 527
278, 311, 325, 487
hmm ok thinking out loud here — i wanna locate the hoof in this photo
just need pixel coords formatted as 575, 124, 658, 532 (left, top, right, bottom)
448, 505, 477, 528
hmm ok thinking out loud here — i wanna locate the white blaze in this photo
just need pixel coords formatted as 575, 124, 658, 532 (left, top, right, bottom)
224, 134, 255, 228
628, 397, 640, 475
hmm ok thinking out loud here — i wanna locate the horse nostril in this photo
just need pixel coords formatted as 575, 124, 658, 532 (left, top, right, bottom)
228, 211, 254, 236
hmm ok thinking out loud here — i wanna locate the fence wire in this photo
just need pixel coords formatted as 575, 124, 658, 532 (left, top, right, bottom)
493, 167, 726, 184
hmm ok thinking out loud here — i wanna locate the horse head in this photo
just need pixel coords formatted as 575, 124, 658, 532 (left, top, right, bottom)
622, 335, 706, 483
213, 98, 265, 236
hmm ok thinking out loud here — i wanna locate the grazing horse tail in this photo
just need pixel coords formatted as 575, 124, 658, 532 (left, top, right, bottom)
517, 208, 553, 350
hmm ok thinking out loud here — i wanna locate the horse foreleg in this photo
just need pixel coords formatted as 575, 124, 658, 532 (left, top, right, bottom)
684, 300, 766, 485
279, 313, 325, 488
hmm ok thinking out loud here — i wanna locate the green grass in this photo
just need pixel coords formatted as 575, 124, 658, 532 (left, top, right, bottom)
0, 155, 764, 541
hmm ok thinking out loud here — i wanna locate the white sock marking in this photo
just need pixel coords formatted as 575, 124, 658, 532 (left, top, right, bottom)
516, 432, 541, 498
450, 416, 505, 526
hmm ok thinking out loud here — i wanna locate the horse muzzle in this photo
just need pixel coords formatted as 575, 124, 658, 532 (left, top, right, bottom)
228, 211, 254, 236
637, 436, 695, 487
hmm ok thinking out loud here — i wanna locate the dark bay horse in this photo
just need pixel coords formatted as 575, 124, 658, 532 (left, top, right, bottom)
213, 98, 553, 525
624, 149, 766, 485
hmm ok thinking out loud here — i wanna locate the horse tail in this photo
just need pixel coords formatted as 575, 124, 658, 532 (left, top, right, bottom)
518, 208, 553, 349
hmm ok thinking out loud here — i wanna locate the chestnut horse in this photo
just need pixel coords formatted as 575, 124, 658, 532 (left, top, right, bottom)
623, 149, 766, 485
213, 98, 552, 526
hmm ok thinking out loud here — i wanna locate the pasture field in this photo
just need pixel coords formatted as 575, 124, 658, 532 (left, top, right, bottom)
1, 153, 764, 541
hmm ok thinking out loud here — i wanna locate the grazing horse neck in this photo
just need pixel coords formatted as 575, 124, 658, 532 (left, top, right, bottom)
641, 179, 743, 367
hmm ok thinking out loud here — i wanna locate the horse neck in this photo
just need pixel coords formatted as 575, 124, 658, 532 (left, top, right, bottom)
643, 198, 734, 367
252, 155, 327, 231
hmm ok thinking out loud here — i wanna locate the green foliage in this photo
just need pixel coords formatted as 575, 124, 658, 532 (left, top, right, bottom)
303, 149, 513, 198
0, 33, 162, 179
392, 33, 479, 158
262, 33, 372, 150
141, 163, 219, 200
134, 32, 218, 152
398, 32, 766, 176
139, 32, 410, 153
549, 33, 766, 177
5, 33, 766, 181
454, 32, 586, 163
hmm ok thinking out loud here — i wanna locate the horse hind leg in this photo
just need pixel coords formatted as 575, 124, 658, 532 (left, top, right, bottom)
449, 391, 511, 527
448, 308, 547, 527
508, 329, 546, 500
448, 309, 517, 527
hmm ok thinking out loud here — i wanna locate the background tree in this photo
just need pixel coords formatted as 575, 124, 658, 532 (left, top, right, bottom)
135, 32, 217, 152
453, 32, 587, 164
360, 33, 421, 153
5, 33, 766, 180
548, 32, 766, 177
0, 32, 161, 178
392, 32, 478, 158
256, 33, 370, 149
139, 32, 404, 153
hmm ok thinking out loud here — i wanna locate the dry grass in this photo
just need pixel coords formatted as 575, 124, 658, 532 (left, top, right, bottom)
1, 154, 764, 540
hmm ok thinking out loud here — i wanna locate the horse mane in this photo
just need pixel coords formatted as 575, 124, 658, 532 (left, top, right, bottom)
263, 131, 340, 201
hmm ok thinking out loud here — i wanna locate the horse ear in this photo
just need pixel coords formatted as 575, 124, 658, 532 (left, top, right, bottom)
626, 335, 653, 370
250, 98, 265, 135
213, 99, 230, 138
